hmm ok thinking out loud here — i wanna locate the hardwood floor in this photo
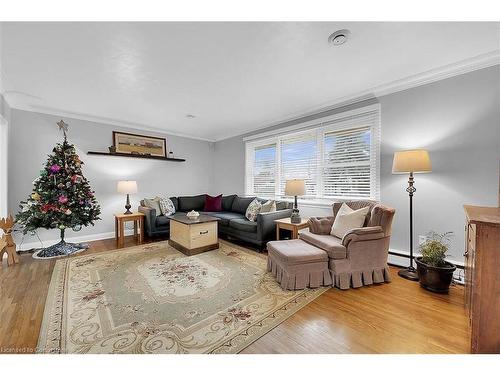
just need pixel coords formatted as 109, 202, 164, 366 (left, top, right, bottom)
0, 236, 470, 354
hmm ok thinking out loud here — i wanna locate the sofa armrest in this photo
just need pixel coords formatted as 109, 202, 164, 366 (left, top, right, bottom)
138, 206, 157, 236
342, 226, 385, 246
256, 209, 293, 241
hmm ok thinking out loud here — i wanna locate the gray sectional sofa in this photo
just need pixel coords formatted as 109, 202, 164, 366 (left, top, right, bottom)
139, 194, 292, 248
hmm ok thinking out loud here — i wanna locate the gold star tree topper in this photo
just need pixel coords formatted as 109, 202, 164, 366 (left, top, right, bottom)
57, 120, 69, 139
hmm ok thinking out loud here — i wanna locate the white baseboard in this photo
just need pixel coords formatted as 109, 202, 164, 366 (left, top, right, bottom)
388, 247, 464, 267
16, 229, 135, 251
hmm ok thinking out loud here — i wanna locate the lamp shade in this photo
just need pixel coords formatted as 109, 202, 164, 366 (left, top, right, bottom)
392, 149, 432, 174
285, 179, 306, 196
117, 180, 138, 194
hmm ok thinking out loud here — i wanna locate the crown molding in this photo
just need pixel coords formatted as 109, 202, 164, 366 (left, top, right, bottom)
214, 50, 500, 142
371, 49, 500, 97
8, 102, 216, 142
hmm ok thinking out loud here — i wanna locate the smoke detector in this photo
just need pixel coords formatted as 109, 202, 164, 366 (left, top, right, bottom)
328, 29, 350, 46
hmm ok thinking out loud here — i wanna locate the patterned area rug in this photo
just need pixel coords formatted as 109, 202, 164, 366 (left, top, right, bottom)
38, 240, 327, 353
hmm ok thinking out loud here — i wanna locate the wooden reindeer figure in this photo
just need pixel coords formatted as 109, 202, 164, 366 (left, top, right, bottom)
0, 215, 20, 266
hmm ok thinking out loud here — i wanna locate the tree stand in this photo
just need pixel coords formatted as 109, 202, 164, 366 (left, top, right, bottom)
33, 228, 89, 259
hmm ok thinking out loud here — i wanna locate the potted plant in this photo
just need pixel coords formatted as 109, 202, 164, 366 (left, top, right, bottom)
415, 231, 456, 293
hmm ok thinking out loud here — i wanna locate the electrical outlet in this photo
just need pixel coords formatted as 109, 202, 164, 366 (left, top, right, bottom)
418, 235, 427, 245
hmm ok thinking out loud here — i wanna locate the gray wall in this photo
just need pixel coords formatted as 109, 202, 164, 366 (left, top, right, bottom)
8, 109, 215, 246
0, 94, 11, 217
380, 65, 499, 263
0, 94, 11, 121
213, 66, 500, 263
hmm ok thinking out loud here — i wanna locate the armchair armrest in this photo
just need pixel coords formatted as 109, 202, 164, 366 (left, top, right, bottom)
138, 206, 157, 236
308, 216, 334, 235
256, 209, 293, 241
342, 226, 385, 247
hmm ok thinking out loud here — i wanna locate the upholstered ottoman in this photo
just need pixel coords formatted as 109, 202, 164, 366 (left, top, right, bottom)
267, 239, 332, 290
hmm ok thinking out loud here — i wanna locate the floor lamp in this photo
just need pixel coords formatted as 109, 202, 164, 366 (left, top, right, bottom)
392, 149, 432, 281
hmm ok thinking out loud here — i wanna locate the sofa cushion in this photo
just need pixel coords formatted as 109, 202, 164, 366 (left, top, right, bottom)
177, 194, 206, 212
222, 195, 237, 211
229, 218, 257, 233
204, 194, 222, 212
231, 196, 255, 214
267, 239, 328, 265
155, 215, 171, 227
203, 212, 246, 226
299, 229, 347, 259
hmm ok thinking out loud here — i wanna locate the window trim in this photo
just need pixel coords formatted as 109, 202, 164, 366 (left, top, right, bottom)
245, 104, 381, 201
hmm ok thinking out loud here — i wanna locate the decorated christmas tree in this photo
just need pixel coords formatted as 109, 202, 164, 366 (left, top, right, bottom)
16, 120, 101, 258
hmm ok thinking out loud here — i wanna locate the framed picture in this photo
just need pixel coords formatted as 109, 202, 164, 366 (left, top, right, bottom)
112, 131, 167, 157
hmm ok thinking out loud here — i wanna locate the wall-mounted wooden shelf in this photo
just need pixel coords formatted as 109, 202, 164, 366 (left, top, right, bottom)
87, 151, 186, 162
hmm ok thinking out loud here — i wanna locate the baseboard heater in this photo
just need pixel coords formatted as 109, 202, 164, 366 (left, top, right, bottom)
388, 250, 465, 285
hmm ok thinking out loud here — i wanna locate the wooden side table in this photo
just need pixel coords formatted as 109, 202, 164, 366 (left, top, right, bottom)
114, 212, 145, 248
274, 217, 309, 240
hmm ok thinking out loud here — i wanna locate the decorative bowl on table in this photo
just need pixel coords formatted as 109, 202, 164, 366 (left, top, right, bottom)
186, 210, 200, 220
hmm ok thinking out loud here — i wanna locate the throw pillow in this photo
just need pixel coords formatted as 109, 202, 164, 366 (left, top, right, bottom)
158, 197, 176, 216
245, 198, 262, 222
143, 197, 162, 216
260, 200, 276, 213
204, 194, 223, 212
330, 203, 370, 238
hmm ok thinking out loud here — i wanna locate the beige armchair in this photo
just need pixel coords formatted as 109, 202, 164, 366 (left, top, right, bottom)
299, 200, 395, 290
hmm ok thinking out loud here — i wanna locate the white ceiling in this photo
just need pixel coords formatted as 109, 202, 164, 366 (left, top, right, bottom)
1, 22, 499, 141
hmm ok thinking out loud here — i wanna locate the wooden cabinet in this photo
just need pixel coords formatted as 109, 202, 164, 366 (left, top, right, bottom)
464, 205, 500, 353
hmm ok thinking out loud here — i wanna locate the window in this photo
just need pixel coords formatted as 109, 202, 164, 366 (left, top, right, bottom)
279, 131, 317, 196
322, 126, 371, 198
252, 143, 276, 196
245, 105, 380, 201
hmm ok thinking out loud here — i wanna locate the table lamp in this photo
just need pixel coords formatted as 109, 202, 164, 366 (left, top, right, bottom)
392, 149, 432, 281
117, 180, 138, 215
285, 179, 306, 224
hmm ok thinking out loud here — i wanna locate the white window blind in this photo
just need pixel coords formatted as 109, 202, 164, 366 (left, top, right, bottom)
252, 143, 276, 196
279, 131, 317, 196
323, 126, 371, 198
245, 105, 380, 201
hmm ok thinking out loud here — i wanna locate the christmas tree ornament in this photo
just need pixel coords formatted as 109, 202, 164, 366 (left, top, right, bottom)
16, 120, 101, 259
49, 164, 61, 174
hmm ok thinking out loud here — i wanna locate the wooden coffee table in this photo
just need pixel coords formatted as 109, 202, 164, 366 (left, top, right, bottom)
169, 214, 220, 256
